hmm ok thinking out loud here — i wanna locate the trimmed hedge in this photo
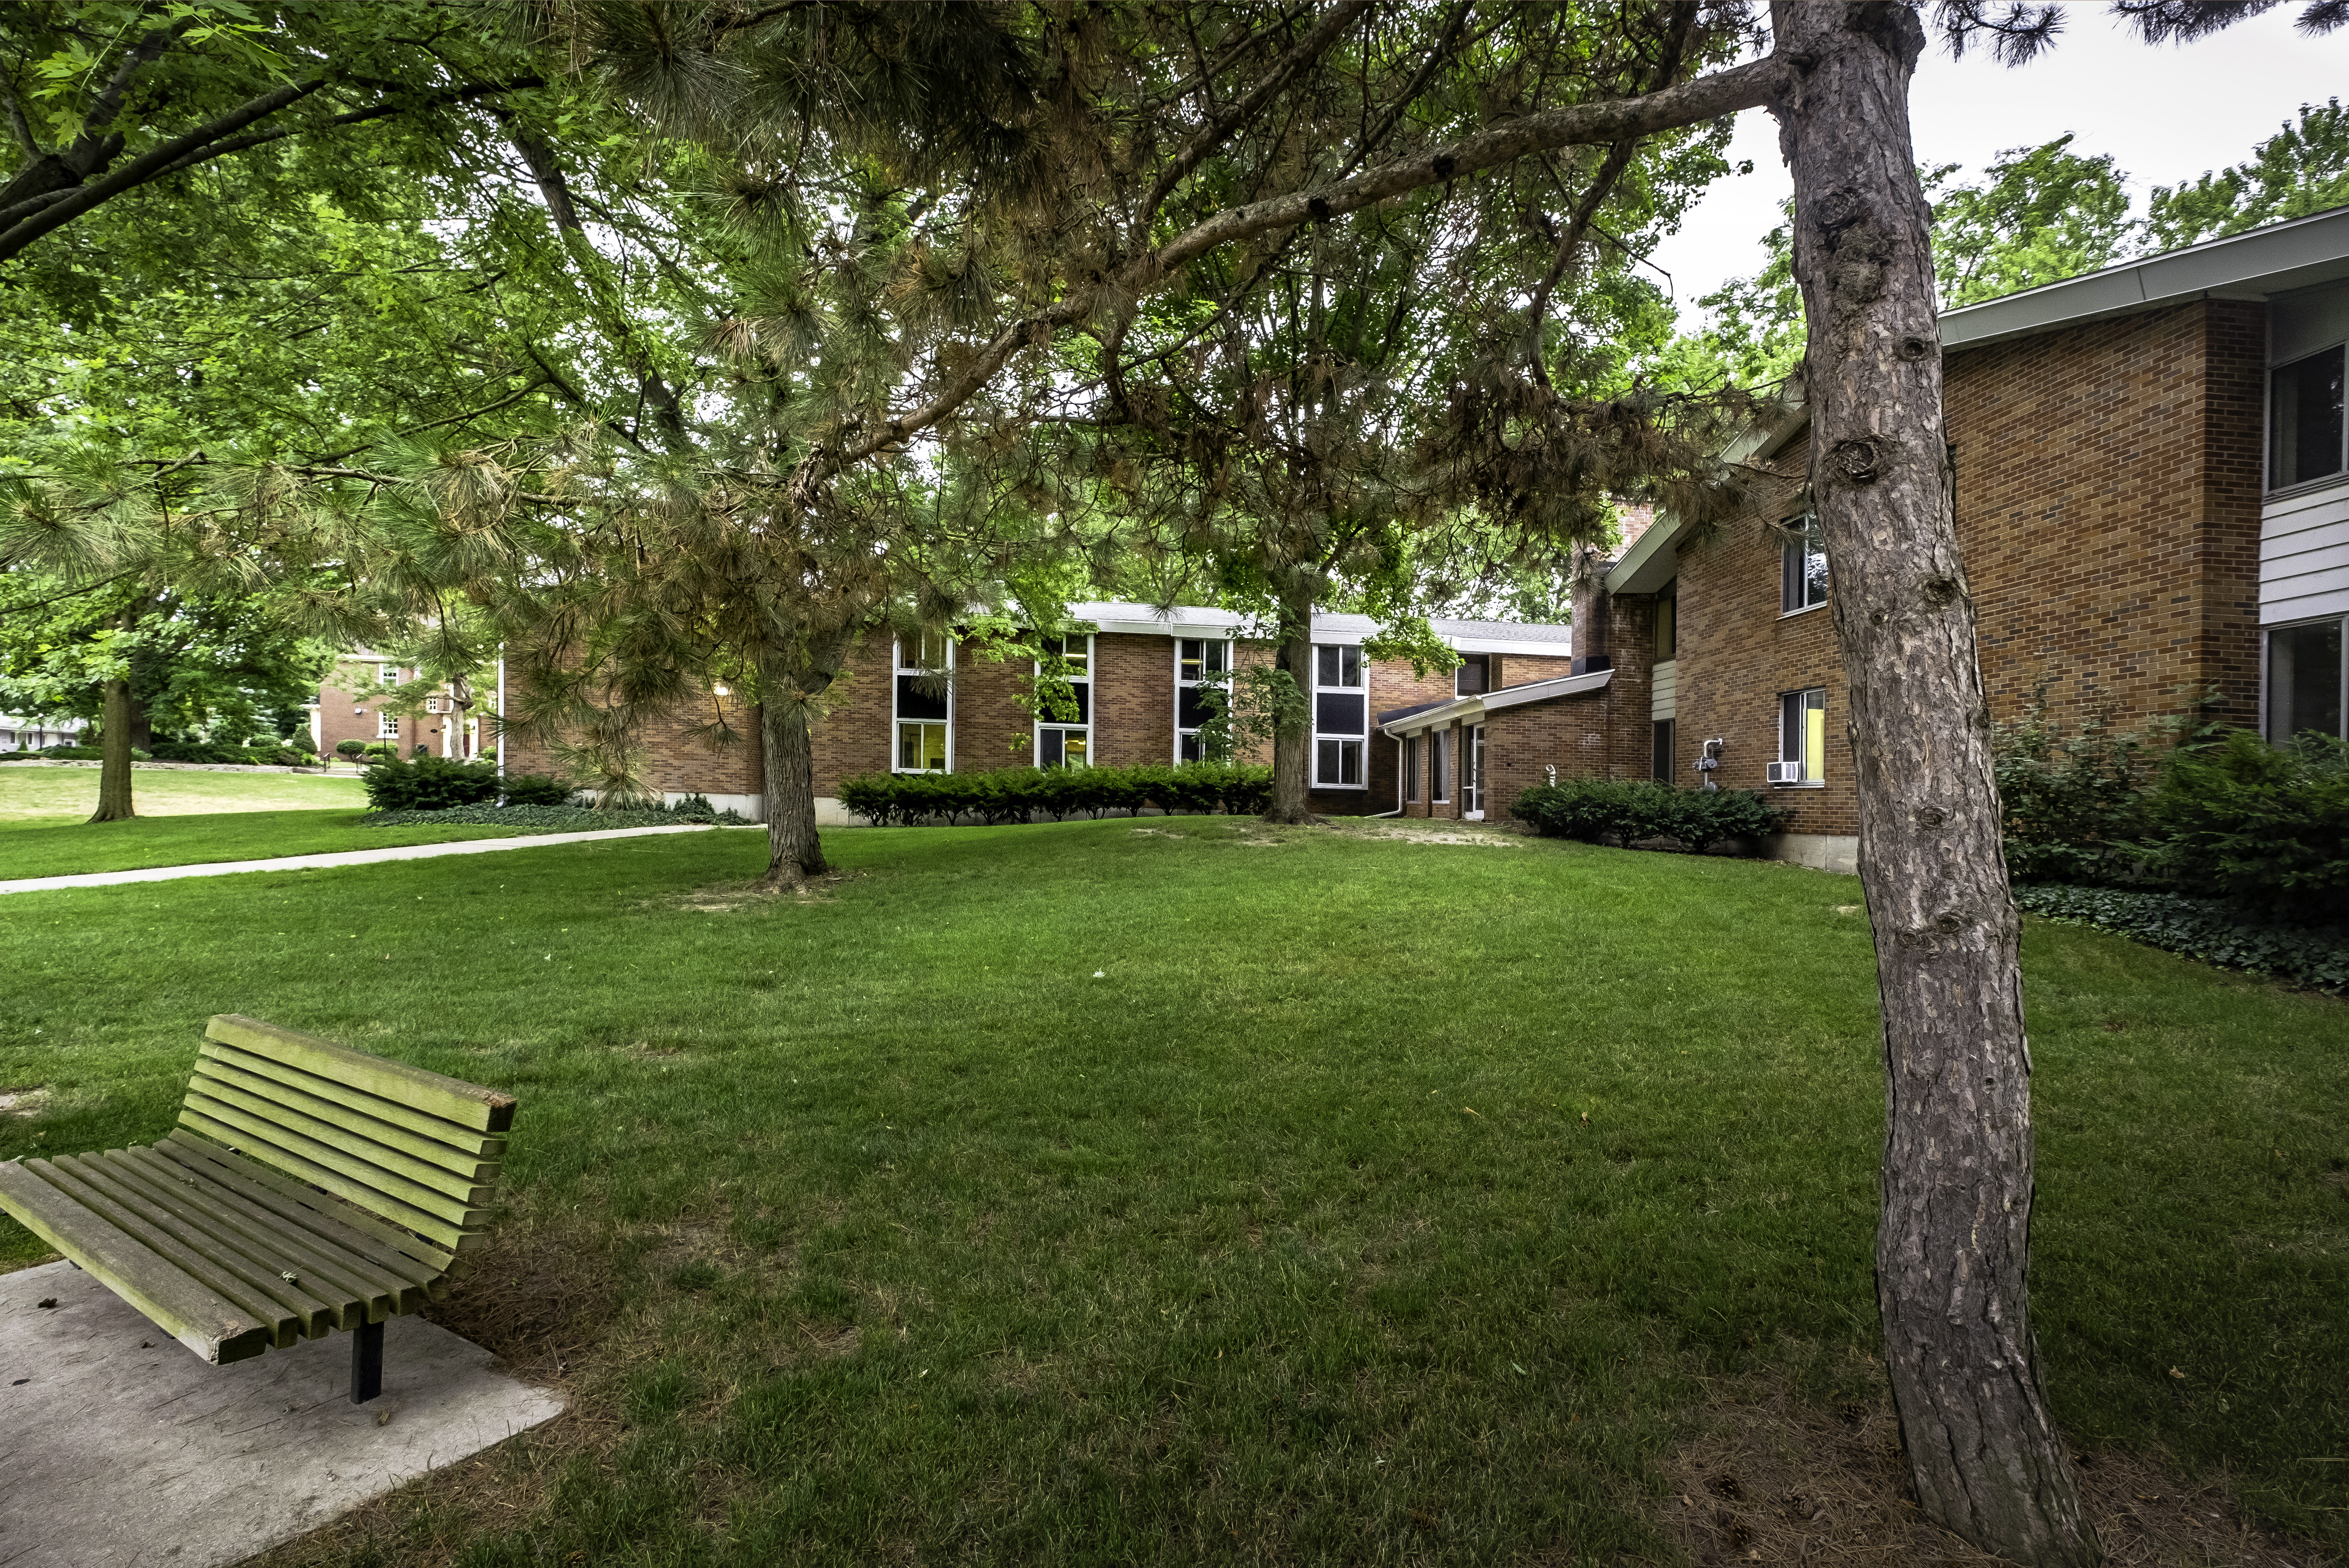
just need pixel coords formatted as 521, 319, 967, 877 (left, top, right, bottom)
499, 772, 580, 807
361, 801, 749, 829
4, 745, 153, 762
839, 763, 1274, 827
2146, 730, 2349, 922
360, 755, 503, 812
2014, 883, 2349, 994
1512, 778, 1790, 852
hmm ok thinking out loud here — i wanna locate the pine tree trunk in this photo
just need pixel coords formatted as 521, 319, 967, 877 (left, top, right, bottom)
755, 641, 838, 890
89, 674, 136, 823
1770, 6, 2096, 1564
1264, 584, 1317, 824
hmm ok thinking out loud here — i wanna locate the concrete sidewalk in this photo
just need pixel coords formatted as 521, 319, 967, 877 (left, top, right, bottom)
0, 1259, 564, 1568
0, 823, 736, 896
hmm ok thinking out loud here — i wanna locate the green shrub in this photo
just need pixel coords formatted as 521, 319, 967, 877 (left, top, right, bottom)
361, 742, 398, 763
361, 754, 503, 812
335, 739, 368, 759
149, 739, 248, 763
1992, 703, 2158, 884
2014, 882, 2349, 993
499, 772, 578, 807
361, 801, 749, 829
2143, 730, 2349, 922
1512, 778, 1789, 852
839, 762, 1274, 827
28, 744, 149, 761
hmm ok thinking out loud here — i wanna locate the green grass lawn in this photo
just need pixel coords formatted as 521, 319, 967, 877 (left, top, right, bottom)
2, 820, 2341, 1564
0, 767, 575, 879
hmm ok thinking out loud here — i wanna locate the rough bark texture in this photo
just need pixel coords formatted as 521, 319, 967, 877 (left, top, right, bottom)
1769, 6, 2096, 1564
755, 641, 839, 891
89, 674, 135, 823
1265, 586, 1317, 825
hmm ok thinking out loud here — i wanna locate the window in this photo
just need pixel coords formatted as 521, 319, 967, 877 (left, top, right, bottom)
1176, 637, 1230, 762
1455, 653, 1489, 696
1035, 633, 1092, 767
2271, 345, 2347, 490
1779, 688, 1828, 783
894, 631, 952, 772
1462, 725, 1487, 817
1780, 513, 1828, 613
1652, 717, 1675, 782
377, 711, 402, 739
377, 664, 399, 686
1654, 588, 1677, 660
2267, 619, 2345, 742
1430, 729, 1451, 803
1312, 642, 1365, 787
1402, 734, 1421, 801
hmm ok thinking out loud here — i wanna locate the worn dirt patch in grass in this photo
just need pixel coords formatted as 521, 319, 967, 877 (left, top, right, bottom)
0, 1087, 50, 1117
1663, 1370, 2339, 1568
650, 869, 864, 911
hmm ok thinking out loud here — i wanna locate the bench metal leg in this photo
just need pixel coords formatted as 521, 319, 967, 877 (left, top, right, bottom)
350, 1317, 384, 1404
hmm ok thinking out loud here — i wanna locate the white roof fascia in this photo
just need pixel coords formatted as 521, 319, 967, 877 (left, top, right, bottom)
1939, 204, 2349, 351
1606, 400, 1809, 596
1449, 636, 1580, 656
1378, 668, 1614, 736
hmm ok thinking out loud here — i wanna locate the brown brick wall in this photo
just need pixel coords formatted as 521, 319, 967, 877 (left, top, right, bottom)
810, 635, 892, 793
953, 639, 1035, 773
1493, 652, 1576, 689
1092, 632, 1175, 766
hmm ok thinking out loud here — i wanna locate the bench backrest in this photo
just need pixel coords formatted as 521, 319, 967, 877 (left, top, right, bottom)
177, 1014, 518, 1256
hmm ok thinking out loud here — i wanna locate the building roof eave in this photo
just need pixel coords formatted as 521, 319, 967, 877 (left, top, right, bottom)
1377, 668, 1615, 736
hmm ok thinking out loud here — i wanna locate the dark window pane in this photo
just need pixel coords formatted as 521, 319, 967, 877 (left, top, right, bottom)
1654, 596, 1676, 660
1338, 739, 1360, 785
1456, 655, 1488, 695
1178, 686, 1214, 729
1653, 718, 1674, 781
1316, 738, 1339, 782
1804, 538, 1829, 607
1404, 737, 1420, 799
2273, 346, 2347, 488
1341, 646, 1362, 686
1039, 728, 1064, 767
1180, 733, 1202, 763
1316, 645, 1340, 687
2269, 620, 2344, 740
1781, 691, 1802, 763
1315, 691, 1366, 734
896, 673, 947, 721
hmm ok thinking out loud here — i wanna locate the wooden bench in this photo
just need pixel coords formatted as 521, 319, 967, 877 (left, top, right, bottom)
0, 1014, 517, 1404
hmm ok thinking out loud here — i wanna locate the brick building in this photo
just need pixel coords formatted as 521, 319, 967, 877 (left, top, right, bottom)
314, 653, 483, 763
505, 604, 1577, 823
1560, 207, 2347, 871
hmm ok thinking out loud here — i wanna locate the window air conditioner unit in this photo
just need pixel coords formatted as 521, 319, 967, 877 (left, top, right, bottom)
1765, 761, 1806, 785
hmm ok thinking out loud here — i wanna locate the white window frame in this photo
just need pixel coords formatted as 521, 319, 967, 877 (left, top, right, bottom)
893, 631, 954, 774
377, 711, 402, 740
1462, 724, 1487, 820
1034, 632, 1093, 768
2268, 341, 2349, 495
2263, 615, 2349, 743
1780, 512, 1828, 615
1778, 687, 1828, 785
1310, 642, 1368, 790
1174, 637, 1231, 763
377, 663, 399, 686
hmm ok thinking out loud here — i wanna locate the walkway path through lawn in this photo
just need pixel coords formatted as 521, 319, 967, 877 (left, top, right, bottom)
0, 823, 741, 895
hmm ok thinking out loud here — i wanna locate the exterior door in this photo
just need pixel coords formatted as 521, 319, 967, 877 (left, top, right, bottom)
1463, 725, 1487, 819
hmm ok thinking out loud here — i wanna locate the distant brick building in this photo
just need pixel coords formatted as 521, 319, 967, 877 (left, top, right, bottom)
315, 653, 481, 763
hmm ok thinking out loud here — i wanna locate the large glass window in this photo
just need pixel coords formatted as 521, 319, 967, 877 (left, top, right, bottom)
1780, 513, 1828, 613
1455, 653, 1489, 696
377, 711, 401, 739
1430, 729, 1451, 803
1035, 633, 1092, 767
2271, 345, 2347, 490
1652, 717, 1675, 782
894, 631, 952, 772
1779, 688, 1828, 783
1654, 588, 1677, 660
1176, 637, 1229, 762
1312, 643, 1365, 787
2267, 619, 2345, 743
1402, 734, 1421, 801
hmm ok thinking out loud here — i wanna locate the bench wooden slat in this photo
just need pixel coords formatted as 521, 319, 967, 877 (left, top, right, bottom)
206, 1015, 516, 1134
174, 1110, 485, 1252
52, 1154, 345, 1339
94, 1149, 412, 1326
152, 1134, 455, 1281
177, 1095, 491, 1232
184, 1071, 499, 1200
0, 1158, 280, 1362
198, 1040, 507, 1161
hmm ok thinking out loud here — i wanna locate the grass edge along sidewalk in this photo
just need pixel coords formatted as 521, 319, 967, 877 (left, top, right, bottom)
4, 819, 2342, 1564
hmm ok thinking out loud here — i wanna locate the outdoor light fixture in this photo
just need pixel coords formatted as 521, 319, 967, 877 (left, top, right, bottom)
712, 683, 731, 696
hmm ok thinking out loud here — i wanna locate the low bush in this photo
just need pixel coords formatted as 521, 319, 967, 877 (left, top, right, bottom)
149, 739, 251, 763
335, 739, 368, 759
361, 742, 398, 763
2144, 729, 2349, 922
2014, 882, 2349, 994
839, 762, 1274, 826
360, 754, 503, 812
1512, 777, 1790, 852
361, 801, 749, 829
499, 772, 579, 807
1993, 704, 2157, 884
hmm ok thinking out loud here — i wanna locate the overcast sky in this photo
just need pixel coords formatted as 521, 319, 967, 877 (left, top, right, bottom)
1645, 6, 2349, 323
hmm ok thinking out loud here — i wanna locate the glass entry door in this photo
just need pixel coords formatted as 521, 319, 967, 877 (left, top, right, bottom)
1463, 725, 1487, 819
